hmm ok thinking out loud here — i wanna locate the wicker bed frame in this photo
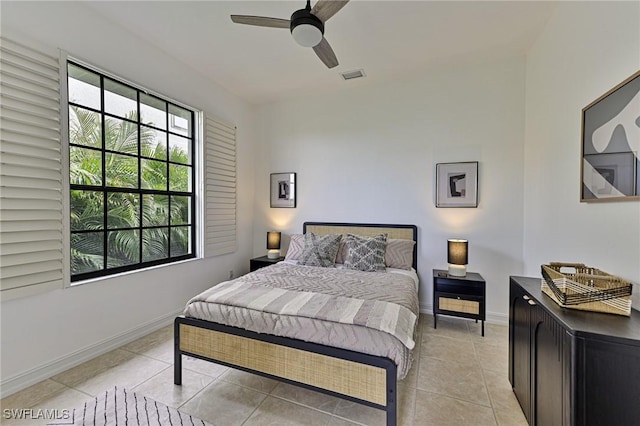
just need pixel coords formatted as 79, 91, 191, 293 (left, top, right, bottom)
174, 222, 418, 426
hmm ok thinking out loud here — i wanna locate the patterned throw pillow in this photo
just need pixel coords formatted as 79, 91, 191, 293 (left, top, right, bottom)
298, 232, 343, 267
385, 239, 415, 270
284, 234, 304, 261
344, 233, 388, 272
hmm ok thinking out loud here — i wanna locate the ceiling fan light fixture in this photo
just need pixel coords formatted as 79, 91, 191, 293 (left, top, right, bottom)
292, 24, 323, 47
290, 8, 324, 47
231, 0, 348, 68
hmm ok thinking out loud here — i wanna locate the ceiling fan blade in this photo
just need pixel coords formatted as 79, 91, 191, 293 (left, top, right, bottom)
230, 15, 290, 28
311, 0, 350, 22
313, 37, 339, 68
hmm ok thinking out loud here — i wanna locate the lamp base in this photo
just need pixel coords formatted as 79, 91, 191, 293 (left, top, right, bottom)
267, 249, 280, 259
448, 264, 467, 277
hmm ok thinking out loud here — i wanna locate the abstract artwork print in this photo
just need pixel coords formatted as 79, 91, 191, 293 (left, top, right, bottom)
582, 70, 640, 201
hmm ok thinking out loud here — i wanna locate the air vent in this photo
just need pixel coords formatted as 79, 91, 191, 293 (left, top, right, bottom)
340, 69, 366, 81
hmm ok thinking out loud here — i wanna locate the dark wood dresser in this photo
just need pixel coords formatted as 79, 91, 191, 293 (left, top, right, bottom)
509, 275, 640, 426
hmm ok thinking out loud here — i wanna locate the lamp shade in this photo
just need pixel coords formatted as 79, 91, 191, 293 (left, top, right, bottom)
447, 239, 468, 265
267, 232, 281, 250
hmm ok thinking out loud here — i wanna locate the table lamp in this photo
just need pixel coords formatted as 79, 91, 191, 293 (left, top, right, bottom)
448, 239, 468, 277
267, 231, 281, 259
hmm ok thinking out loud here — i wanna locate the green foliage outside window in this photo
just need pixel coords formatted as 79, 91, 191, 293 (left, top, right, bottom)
69, 105, 192, 278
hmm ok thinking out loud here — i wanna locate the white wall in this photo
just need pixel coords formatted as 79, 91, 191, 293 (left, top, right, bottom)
0, 2, 256, 396
253, 55, 528, 320
523, 1, 640, 307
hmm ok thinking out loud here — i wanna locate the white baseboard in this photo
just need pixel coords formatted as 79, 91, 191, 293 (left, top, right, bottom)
419, 303, 508, 326
419, 303, 434, 315
1, 309, 181, 399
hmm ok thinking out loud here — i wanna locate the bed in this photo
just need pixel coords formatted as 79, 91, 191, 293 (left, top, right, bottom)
174, 222, 419, 426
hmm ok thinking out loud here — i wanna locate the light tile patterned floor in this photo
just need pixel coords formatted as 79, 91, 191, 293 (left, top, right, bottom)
1, 315, 527, 425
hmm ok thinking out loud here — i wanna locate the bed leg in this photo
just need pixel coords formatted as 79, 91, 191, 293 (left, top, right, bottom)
387, 397, 397, 426
174, 319, 182, 385
386, 364, 397, 426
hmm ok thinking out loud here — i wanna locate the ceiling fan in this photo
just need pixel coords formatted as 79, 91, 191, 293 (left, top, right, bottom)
230, 0, 350, 69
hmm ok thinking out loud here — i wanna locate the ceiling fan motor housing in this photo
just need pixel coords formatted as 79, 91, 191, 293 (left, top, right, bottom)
290, 8, 324, 47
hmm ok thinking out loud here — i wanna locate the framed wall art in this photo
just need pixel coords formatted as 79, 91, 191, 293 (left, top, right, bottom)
270, 172, 296, 208
581, 69, 640, 202
435, 161, 478, 208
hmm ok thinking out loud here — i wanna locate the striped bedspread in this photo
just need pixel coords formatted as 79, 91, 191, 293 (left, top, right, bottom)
185, 263, 418, 350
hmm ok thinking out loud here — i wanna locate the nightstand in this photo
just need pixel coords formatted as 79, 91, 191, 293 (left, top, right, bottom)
433, 269, 486, 336
250, 255, 284, 272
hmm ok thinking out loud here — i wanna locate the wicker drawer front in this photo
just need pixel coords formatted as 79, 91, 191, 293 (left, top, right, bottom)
180, 324, 387, 406
439, 297, 480, 315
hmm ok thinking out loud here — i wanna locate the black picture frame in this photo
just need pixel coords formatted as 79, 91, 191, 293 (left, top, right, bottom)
435, 161, 479, 208
270, 172, 296, 208
581, 70, 640, 202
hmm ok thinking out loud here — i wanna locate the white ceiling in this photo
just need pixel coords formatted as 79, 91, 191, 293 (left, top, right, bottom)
83, 1, 557, 105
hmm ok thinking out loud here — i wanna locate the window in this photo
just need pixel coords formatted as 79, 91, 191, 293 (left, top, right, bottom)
1, 38, 234, 299
67, 62, 196, 282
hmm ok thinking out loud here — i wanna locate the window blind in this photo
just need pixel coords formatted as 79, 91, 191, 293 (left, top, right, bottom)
0, 37, 63, 301
204, 116, 236, 257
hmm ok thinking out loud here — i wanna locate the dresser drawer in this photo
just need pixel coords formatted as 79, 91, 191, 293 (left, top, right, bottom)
438, 296, 480, 315
434, 281, 483, 296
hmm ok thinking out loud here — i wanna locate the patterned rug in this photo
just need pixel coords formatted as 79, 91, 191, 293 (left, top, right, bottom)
48, 386, 213, 426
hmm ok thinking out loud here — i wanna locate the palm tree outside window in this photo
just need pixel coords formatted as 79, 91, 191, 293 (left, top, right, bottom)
67, 62, 196, 282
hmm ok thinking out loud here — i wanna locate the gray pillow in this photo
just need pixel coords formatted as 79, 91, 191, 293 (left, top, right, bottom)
298, 232, 343, 267
385, 238, 415, 270
344, 233, 388, 272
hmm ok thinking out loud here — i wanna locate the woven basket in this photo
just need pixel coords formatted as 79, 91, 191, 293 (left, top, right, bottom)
541, 262, 633, 317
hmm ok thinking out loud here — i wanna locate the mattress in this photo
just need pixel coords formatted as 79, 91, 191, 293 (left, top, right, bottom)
183, 263, 420, 378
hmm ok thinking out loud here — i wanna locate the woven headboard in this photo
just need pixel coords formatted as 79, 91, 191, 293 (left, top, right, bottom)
303, 222, 418, 269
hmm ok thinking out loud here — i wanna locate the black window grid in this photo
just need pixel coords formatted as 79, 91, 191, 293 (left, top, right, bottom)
68, 61, 197, 282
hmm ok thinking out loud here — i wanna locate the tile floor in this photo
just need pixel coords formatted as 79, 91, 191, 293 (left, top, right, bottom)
1, 315, 527, 425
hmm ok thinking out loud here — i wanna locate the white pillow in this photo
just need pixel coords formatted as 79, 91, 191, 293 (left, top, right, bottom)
284, 234, 304, 261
